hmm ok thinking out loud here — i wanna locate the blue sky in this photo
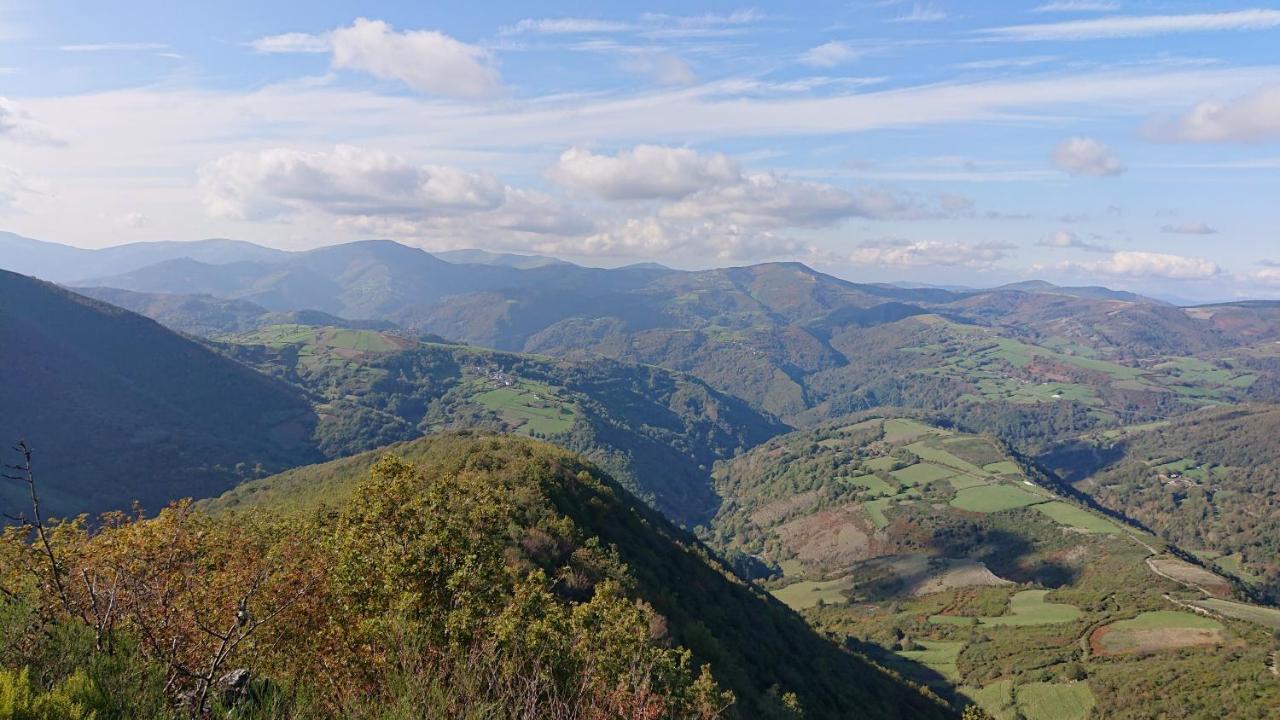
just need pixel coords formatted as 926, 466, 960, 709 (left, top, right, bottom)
1, 1, 1278, 300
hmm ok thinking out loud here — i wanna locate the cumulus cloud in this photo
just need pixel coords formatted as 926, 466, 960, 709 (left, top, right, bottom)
1147, 86, 1280, 143
850, 238, 1015, 270
1052, 137, 1126, 176
1161, 221, 1216, 235
199, 145, 507, 221
544, 217, 805, 260
551, 145, 740, 200
250, 19, 501, 99
800, 41, 861, 68
1042, 251, 1219, 279
1249, 265, 1280, 287
981, 9, 1280, 41
1037, 229, 1111, 252
554, 145, 954, 228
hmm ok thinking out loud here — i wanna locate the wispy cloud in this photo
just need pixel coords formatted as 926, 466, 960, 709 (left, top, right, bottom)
1033, 1, 1120, 13
980, 9, 1280, 41
1161, 222, 1217, 235
498, 18, 637, 36
59, 42, 170, 52
890, 3, 949, 23
800, 41, 863, 67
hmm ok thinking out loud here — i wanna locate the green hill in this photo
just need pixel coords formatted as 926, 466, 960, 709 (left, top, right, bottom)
200, 432, 952, 719
0, 270, 320, 517
699, 416, 1280, 718
217, 324, 785, 525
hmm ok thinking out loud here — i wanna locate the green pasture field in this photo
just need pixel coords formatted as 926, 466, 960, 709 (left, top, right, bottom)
891, 463, 956, 486
772, 576, 853, 610
1193, 599, 1280, 629
897, 640, 963, 681
982, 461, 1022, 475
1034, 502, 1121, 533
932, 590, 1081, 627
1016, 682, 1095, 720
950, 484, 1045, 513
843, 474, 894, 496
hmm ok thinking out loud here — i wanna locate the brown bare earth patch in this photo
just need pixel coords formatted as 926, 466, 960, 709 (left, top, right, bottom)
911, 559, 1012, 597
1094, 627, 1225, 656
775, 505, 879, 566
1147, 556, 1233, 597
750, 489, 822, 526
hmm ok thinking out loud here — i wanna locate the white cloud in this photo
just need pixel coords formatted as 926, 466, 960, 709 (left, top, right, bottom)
981, 9, 1280, 41
851, 238, 1015, 270
1044, 251, 1220, 279
544, 216, 804, 260
1250, 265, 1280, 287
250, 32, 331, 54
891, 3, 949, 23
115, 211, 149, 228
1147, 85, 1280, 143
0, 165, 51, 212
622, 54, 697, 86
329, 19, 501, 99
59, 42, 170, 52
199, 145, 506, 221
498, 18, 636, 35
661, 174, 947, 227
1052, 137, 1125, 176
1161, 221, 1216, 235
1037, 229, 1111, 252
0, 97, 62, 146
800, 41, 861, 68
550, 145, 739, 200
1033, 1, 1120, 12
250, 19, 501, 99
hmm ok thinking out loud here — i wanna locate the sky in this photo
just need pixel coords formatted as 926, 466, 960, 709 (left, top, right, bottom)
0, 1, 1278, 300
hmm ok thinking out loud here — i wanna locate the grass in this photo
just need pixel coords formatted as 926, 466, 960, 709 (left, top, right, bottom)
883, 418, 940, 443
772, 576, 853, 610
1193, 599, 1280, 629
950, 484, 1045, 513
1016, 682, 1095, 720
933, 589, 1081, 627
865, 456, 901, 472
964, 680, 1016, 720
906, 441, 991, 477
1111, 611, 1222, 631
472, 382, 577, 435
947, 474, 991, 491
891, 463, 955, 486
843, 474, 893, 496
1034, 502, 1121, 533
897, 640, 963, 681
983, 461, 1022, 475
864, 498, 892, 529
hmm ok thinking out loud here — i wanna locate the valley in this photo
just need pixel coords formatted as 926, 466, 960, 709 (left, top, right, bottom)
6, 235, 1280, 718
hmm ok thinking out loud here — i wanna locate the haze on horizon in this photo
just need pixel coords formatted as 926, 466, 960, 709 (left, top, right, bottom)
1, 0, 1278, 302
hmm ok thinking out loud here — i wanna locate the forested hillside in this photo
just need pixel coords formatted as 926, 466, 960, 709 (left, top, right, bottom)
197, 434, 951, 718
0, 270, 320, 516
216, 324, 784, 525
1039, 405, 1280, 601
